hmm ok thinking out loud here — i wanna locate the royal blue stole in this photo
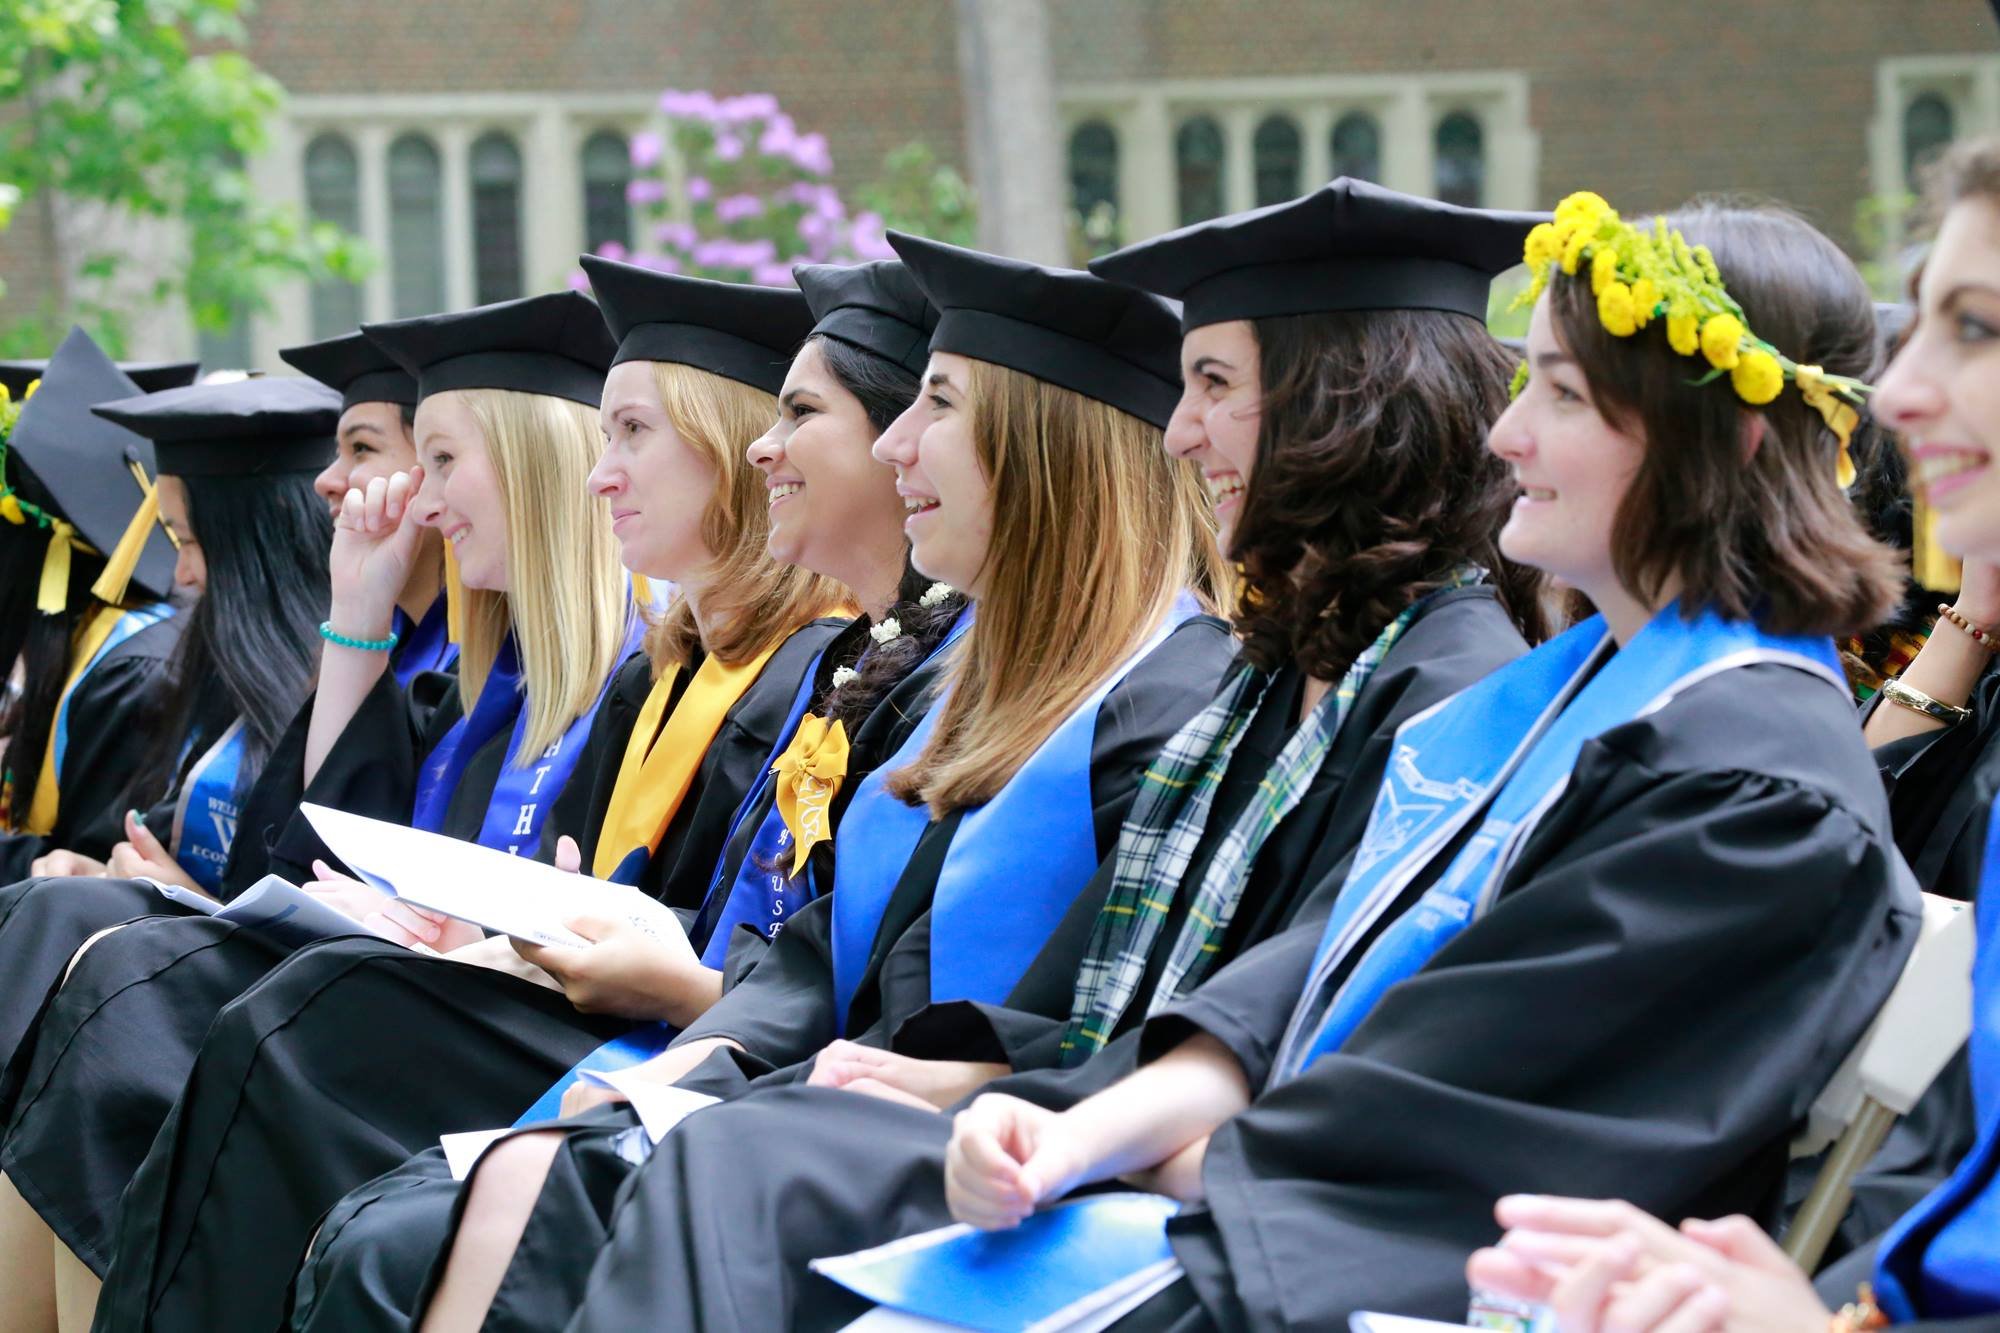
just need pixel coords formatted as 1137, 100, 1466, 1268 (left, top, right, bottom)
51, 600, 174, 786
1270, 604, 1844, 1081
389, 599, 456, 687
1875, 797, 2000, 1320
170, 719, 248, 895
829, 597, 1199, 1035
411, 622, 639, 856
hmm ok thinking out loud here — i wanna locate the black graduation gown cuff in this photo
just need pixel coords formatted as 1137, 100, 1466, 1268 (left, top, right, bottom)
1137, 918, 1325, 1094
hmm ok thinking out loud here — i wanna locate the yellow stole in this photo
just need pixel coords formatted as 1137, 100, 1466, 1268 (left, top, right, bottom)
590, 643, 782, 879
22, 603, 127, 834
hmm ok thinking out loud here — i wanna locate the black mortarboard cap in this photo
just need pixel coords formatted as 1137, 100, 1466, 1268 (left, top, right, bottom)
1090, 177, 1544, 331
363, 292, 616, 408
92, 377, 341, 477
8, 328, 177, 599
0, 332, 200, 401
280, 331, 420, 413
584, 255, 813, 394
794, 261, 938, 376
888, 231, 1182, 428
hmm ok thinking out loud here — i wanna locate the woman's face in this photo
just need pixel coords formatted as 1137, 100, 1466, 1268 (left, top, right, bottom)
154, 474, 205, 595
591, 360, 718, 582
1164, 319, 1262, 546
1875, 197, 2000, 563
746, 341, 905, 592
314, 402, 418, 516
872, 351, 994, 598
411, 392, 509, 592
1486, 295, 1648, 602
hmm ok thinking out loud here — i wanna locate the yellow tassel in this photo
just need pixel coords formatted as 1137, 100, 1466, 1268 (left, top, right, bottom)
37, 520, 74, 614
89, 460, 163, 606
1911, 492, 1962, 594
442, 539, 466, 645
631, 573, 653, 610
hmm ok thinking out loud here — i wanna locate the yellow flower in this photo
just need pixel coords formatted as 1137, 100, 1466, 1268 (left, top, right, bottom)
1629, 278, 1660, 329
0, 493, 24, 525
1554, 191, 1613, 230
1508, 361, 1529, 400
1730, 349, 1784, 405
1667, 312, 1699, 356
1597, 281, 1638, 337
1524, 222, 1559, 269
1700, 314, 1744, 370
1590, 246, 1620, 297
1560, 228, 1591, 275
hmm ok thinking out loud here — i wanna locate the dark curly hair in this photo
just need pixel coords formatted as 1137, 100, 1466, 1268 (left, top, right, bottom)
1230, 308, 1548, 681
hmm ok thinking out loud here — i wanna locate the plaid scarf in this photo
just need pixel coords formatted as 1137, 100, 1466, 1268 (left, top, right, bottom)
1058, 571, 1479, 1065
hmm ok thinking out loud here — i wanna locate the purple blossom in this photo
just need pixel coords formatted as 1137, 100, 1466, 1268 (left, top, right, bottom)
714, 134, 744, 162
718, 92, 781, 123
566, 268, 591, 291
686, 176, 714, 202
629, 131, 664, 169
692, 238, 744, 268
790, 132, 833, 176
715, 192, 765, 222
659, 89, 719, 120
626, 178, 666, 205
758, 114, 798, 155
849, 211, 894, 260
653, 220, 699, 250
752, 261, 796, 287
796, 212, 831, 243
596, 240, 629, 262
635, 251, 683, 274
812, 185, 846, 221
740, 237, 778, 265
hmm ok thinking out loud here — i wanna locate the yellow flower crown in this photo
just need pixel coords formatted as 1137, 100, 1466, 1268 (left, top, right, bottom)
1514, 192, 1870, 487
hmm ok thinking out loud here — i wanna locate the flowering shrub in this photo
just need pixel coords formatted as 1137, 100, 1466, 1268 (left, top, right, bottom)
583, 90, 899, 288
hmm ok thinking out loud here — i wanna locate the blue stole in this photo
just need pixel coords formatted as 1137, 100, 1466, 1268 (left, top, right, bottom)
51, 600, 174, 785
412, 622, 639, 856
1875, 797, 2000, 1320
170, 719, 249, 894
1271, 604, 1844, 1081
389, 599, 456, 688
830, 597, 1198, 1035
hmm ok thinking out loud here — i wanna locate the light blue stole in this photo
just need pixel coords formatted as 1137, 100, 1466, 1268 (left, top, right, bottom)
171, 719, 248, 894
50, 600, 174, 788
1874, 795, 2000, 1320
1271, 604, 1843, 1080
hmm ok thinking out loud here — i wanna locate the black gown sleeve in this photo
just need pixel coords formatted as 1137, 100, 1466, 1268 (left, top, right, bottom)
1171, 707, 1922, 1328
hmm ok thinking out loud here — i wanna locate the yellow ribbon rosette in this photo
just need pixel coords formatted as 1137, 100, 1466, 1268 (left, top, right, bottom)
771, 713, 850, 876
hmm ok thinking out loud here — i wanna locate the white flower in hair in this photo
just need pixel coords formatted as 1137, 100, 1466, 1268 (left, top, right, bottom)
869, 616, 902, 646
918, 581, 954, 609
831, 665, 859, 689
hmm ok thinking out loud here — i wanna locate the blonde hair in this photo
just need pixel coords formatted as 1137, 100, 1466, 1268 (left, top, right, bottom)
452, 387, 630, 764
888, 359, 1228, 817
644, 361, 852, 669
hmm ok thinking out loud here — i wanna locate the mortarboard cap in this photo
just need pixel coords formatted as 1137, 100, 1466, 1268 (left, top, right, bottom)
7, 328, 178, 602
888, 231, 1182, 428
1089, 177, 1543, 331
93, 377, 341, 478
794, 261, 938, 376
363, 292, 616, 408
280, 332, 421, 413
584, 255, 812, 394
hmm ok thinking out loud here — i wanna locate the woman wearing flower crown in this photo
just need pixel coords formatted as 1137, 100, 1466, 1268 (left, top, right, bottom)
1468, 140, 2000, 1333
540, 196, 1920, 1331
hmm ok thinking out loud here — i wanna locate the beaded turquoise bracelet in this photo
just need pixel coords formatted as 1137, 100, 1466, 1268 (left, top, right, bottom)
319, 621, 401, 653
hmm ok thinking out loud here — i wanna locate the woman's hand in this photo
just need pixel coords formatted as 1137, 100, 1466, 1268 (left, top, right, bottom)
558, 1080, 629, 1119
327, 470, 425, 642
104, 810, 204, 890
806, 1040, 1009, 1110
30, 848, 107, 878
514, 914, 717, 1025
365, 899, 482, 952
302, 859, 391, 924
944, 1094, 1092, 1230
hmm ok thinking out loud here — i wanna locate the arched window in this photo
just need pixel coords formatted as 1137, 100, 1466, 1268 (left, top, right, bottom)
1253, 114, 1302, 207
1067, 119, 1120, 257
1331, 111, 1382, 184
1175, 115, 1226, 226
471, 131, 525, 305
1434, 111, 1485, 208
388, 133, 445, 317
1904, 92, 1956, 190
582, 130, 633, 252
304, 132, 363, 338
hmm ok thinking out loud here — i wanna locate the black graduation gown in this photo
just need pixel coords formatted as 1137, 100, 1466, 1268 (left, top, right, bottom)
84, 620, 846, 1332
0, 650, 643, 1282
0, 610, 184, 880
287, 615, 1236, 1331
556, 663, 1920, 1333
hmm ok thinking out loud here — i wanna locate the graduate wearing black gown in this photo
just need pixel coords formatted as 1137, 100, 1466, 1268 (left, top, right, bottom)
0, 328, 197, 880
0, 295, 638, 1291
87, 264, 893, 1332
558, 194, 1923, 1332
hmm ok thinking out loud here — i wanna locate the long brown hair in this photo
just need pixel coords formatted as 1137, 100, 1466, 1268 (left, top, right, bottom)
643, 361, 851, 671
887, 360, 1227, 817
1233, 309, 1546, 679
1548, 201, 1901, 638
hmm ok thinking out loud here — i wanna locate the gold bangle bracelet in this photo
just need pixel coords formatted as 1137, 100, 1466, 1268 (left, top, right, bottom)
1882, 677, 1972, 726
